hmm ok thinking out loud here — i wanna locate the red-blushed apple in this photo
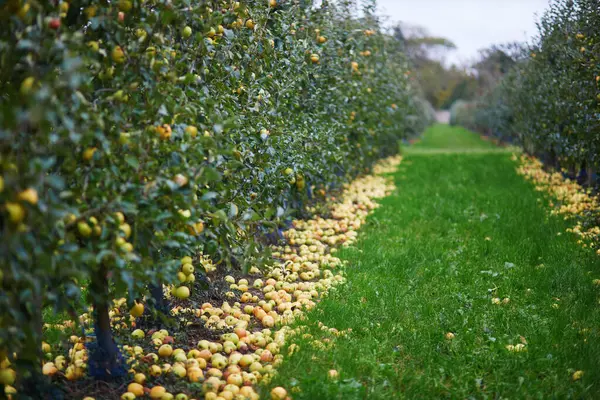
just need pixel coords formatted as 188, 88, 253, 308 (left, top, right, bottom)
48, 18, 61, 29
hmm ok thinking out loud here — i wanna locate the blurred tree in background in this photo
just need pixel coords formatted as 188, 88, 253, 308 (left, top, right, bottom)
392, 22, 478, 109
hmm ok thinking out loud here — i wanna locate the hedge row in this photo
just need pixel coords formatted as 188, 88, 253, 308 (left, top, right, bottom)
455, 0, 600, 176
0, 0, 432, 388
449, 100, 476, 128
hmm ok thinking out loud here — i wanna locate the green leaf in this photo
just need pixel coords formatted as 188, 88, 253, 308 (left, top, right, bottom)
125, 155, 140, 169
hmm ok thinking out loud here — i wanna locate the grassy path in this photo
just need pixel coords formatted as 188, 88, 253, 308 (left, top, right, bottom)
266, 124, 600, 399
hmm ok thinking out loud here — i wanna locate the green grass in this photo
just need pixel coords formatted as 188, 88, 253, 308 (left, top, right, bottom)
410, 124, 497, 150
264, 124, 600, 399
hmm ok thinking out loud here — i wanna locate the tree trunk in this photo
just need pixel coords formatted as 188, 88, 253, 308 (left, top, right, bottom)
149, 283, 169, 319
88, 264, 125, 380
134, 282, 171, 331
587, 161, 595, 188
17, 293, 51, 400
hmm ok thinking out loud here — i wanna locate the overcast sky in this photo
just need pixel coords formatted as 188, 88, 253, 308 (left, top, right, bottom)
376, 0, 551, 66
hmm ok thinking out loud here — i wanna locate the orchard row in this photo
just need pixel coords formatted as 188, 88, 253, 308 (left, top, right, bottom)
0, 0, 432, 396
454, 0, 600, 181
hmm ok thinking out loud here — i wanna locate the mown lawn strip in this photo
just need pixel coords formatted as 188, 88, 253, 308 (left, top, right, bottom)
265, 125, 600, 399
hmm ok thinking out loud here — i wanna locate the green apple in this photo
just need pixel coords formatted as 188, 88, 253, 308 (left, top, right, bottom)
174, 286, 190, 299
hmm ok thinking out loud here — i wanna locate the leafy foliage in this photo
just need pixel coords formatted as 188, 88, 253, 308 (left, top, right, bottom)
455, 0, 600, 168
0, 0, 431, 385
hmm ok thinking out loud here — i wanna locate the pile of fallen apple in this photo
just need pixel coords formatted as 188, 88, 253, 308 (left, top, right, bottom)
0, 157, 400, 400
515, 154, 600, 254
